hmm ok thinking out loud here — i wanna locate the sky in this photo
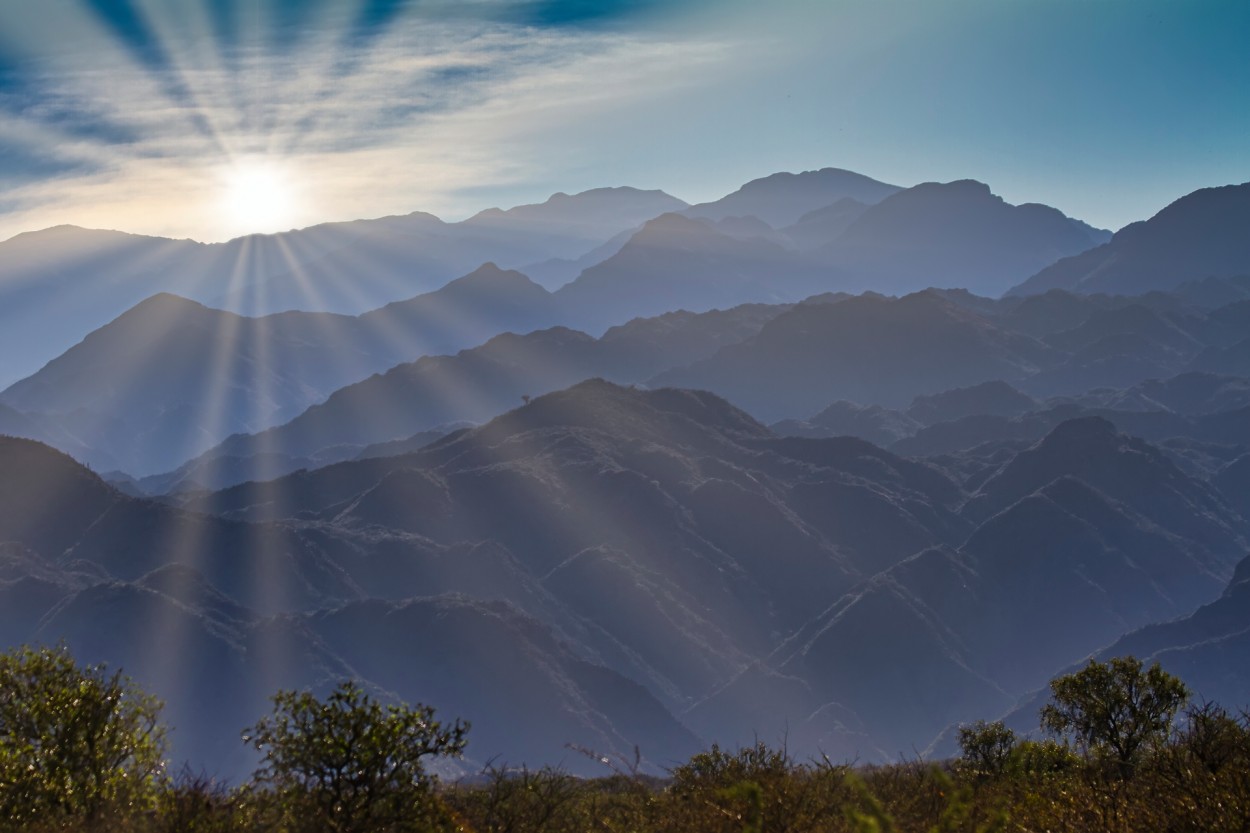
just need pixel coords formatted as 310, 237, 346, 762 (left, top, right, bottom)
0, 0, 1246, 243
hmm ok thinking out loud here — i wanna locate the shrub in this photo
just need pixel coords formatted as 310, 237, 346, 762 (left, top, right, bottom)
243, 680, 468, 833
0, 644, 166, 827
1041, 656, 1189, 777
957, 721, 1016, 777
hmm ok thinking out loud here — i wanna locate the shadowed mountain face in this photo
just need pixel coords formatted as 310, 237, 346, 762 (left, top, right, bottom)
1091, 554, 1250, 712
1011, 182, 1250, 297
0, 434, 701, 776
5, 376, 1248, 772
653, 291, 1056, 418
171, 384, 1245, 763
689, 417, 1247, 758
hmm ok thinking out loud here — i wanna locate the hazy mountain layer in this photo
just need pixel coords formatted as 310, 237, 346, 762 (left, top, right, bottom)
1011, 181, 1250, 296
683, 167, 901, 227
0, 187, 687, 387
815, 180, 1110, 296
0, 265, 561, 474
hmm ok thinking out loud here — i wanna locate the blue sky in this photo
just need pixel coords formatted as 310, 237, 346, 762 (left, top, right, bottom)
0, 0, 1246, 242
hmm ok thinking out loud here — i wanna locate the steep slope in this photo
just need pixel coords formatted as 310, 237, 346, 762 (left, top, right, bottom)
191, 381, 967, 709
358, 262, 558, 357
0, 226, 208, 386
1, 265, 560, 475
0, 436, 353, 613
0, 294, 391, 474
7, 381, 1246, 772
817, 180, 1110, 296
0, 402, 122, 472
0, 435, 701, 776
690, 418, 1247, 759
31, 580, 698, 778
964, 416, 1247, 554
1094, 555, 1250, 706
1011, 182, 1250, 297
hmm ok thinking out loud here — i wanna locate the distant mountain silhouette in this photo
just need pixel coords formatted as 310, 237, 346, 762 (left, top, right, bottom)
1011, 182, 1250, 296
653, 291, 1056, 418
816, 180, 1111, 296
771, 401, 922, 447
0, 294, 401, 475
906, 381, 1040, 425
551, 214, 826, 331
359, 262, 558, 356
0, 264, 556, 475
684, 167, 901, 227
778, 198, 871, 251
463, 186, 686, 240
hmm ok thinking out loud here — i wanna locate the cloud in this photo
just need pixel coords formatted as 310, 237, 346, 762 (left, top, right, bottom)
0, 4, 733, 241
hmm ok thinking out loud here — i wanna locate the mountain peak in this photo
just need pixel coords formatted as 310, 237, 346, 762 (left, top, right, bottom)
1037, 415, 1119, 450
639, 211, 718, 234
132, 291, 207, 310
686, 167, 902, 227
474, 377, 770, 449
465, 187, 688, 228
446, 262, 546, 293
1009, 180, 1250, 296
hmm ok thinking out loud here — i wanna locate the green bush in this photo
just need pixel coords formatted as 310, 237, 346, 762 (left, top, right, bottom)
243, 680, 468, 833
956, 721, 1016, 777
0, 644, 167, 828
1041, 656, 1189, 777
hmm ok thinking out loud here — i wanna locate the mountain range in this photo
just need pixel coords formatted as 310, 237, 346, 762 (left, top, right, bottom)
1, 169, 1112, 393
3, 165, 1250, 779
1010, 182, 1250, 296
4, 379, 1247, 774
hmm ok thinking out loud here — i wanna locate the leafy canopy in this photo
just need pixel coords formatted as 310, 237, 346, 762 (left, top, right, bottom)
1041, 656, 1189, 775
244, 680, 468, 833
0, 644, 166, 825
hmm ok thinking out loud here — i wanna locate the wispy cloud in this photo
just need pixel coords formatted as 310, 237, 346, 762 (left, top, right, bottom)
0, 1, 729, 241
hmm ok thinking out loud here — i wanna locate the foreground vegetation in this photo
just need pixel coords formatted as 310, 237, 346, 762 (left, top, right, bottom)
2, 646, 1248, 832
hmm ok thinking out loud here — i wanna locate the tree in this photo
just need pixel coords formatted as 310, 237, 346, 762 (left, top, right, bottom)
1041, 656, 1189, 776
957, 720, 1016, 777
0, 644, 166, 826
244, 680, 469, 833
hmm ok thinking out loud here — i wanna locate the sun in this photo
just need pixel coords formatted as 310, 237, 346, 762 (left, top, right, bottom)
216, 159, 301, 238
